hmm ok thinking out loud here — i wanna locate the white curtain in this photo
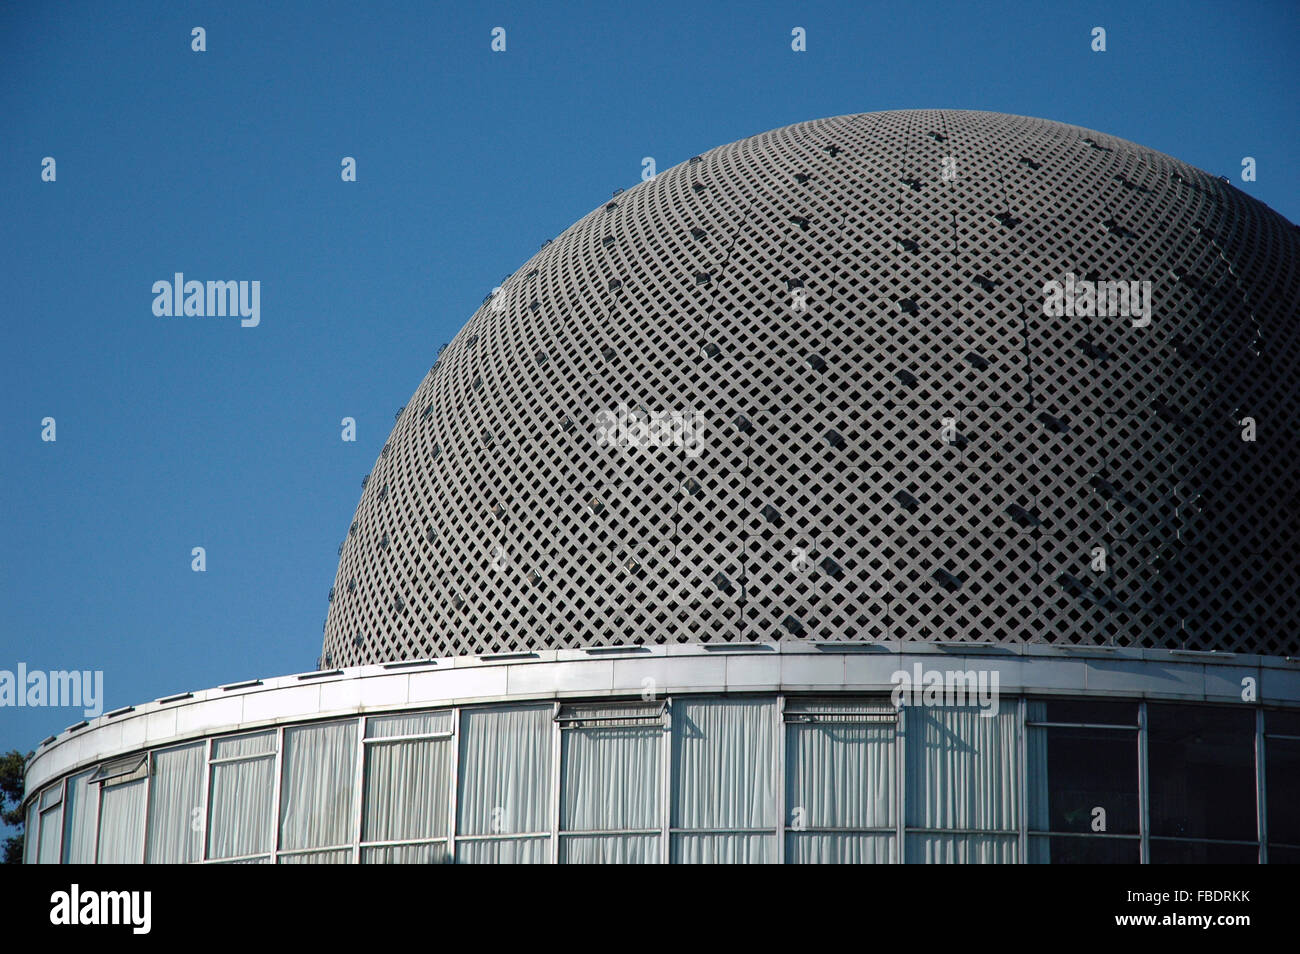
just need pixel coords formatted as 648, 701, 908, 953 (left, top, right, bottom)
787, 832, 895, 863
787, 722, 896, 827
561, 726, 660, 831
366, 710, 453, 738
785, 717, 896, 863
277, 848, 353, 864
455, 837, 548, 864
904, 705, 1020, 863
208, 755, 275, 860
146, 743, 205, 863
457, 706, 552, 836
38, 805, 63, 864
97, 778, 146, 863
61, 770, 98, 863
279, 721, 358, 852
671, 697, 777, 863
362, 842, 451, 864
362, 737, 452, 842
560, 833, 659, 863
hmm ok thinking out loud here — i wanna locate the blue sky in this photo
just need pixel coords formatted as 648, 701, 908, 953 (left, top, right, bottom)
0, 0, 1296, 800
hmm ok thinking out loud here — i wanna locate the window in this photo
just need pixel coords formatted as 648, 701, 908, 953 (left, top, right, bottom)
96, 764, 147, 864
278, 721, 358, 863
1266, 709, 1300, 860
785, 698, 897, 863
361, 711, 454, 864
905, 705, 1020, 862
456, 706, 553, 862
61, 770, 97, 863
671, 697, 777, 863
1148, 703, 1256, 857
146, 743, 205, 863
1027, 700, 1139, 863
558, 702, 666, 863
207, 730, 277, 862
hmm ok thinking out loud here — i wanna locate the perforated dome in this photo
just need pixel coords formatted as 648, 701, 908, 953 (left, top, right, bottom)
321, 109, 1300, 667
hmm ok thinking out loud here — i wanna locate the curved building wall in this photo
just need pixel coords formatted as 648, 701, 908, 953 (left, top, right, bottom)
21, 647, 1300, 864
321, 109, 1300, 667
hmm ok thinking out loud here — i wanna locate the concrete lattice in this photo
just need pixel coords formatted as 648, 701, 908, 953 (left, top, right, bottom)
321, 109, 1300, 667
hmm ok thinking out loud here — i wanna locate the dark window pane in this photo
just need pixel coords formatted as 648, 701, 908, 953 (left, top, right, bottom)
1029, 726, 1139, 833
1265, 737, 1300, 845
1266, 709, 1300, 736
1148, 704, 1256, 841
1029, 835, 1140, 864
1036, 699, 1138, 726
1150, 839, 1258, 864
1268, 845, 1300, 864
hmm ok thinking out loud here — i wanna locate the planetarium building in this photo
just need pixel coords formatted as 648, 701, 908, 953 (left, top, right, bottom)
22, 110, 1300, 864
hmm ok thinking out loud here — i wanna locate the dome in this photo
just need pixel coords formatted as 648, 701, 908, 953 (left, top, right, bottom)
322, 109, 1300, 667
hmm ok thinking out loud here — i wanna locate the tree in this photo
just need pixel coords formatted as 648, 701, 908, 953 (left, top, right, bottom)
0, 750, 30, 864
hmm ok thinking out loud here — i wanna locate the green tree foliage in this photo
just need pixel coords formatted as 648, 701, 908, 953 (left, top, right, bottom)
0, 750, 30, 864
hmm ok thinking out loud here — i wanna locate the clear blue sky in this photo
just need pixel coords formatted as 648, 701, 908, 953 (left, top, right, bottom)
1, 0, 1296, 791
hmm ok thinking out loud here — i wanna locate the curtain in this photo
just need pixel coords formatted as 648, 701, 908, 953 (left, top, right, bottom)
146, 743, 205, 863
361, 842, 451, 864
560, 833, 659, 863
277, 848, 353, 864
671, 697, 777, 863
208, 755, 275, 860
455, 837, 548, 864
38, 805, 63, 864
904, 705, 1020, 863
787, 722, 895, 828
62, 770, 97, 863
366, 710, 453, 738
97, 778, 147, 863
786, 832, 895, 863
457, 706, 552, 836
561, 725, 660, 831
362, 737, 452, 842
212, 730, 275, 759
671, 833, 774, 863
279, 721, 358, 852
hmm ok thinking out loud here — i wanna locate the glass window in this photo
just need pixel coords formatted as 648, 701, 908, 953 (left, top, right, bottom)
785, 698, 897, 863
1028, 835, 1140, 864
208, 730, 278, 861
38, 795, 63, 865
1148, 704, 1256, 843
456, 706, 552, 863
1027, 700, 1139, 840
24, 801, 39, 865
905, 705, 1020, 863
559, 703, 664, 863
278, 721, 358, 857
97, 777, 146, 863
671, 696, 777, 863
146, 743, 205, 863
61, 770, 97, 864
1265, 711, 1300, 851
362, 710, 454, 864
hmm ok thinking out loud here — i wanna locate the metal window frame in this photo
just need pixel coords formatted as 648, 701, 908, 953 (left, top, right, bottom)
202, 728, 281, 864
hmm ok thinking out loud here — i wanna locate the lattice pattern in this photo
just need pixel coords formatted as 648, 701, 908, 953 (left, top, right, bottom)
321, 110, 1300, 665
